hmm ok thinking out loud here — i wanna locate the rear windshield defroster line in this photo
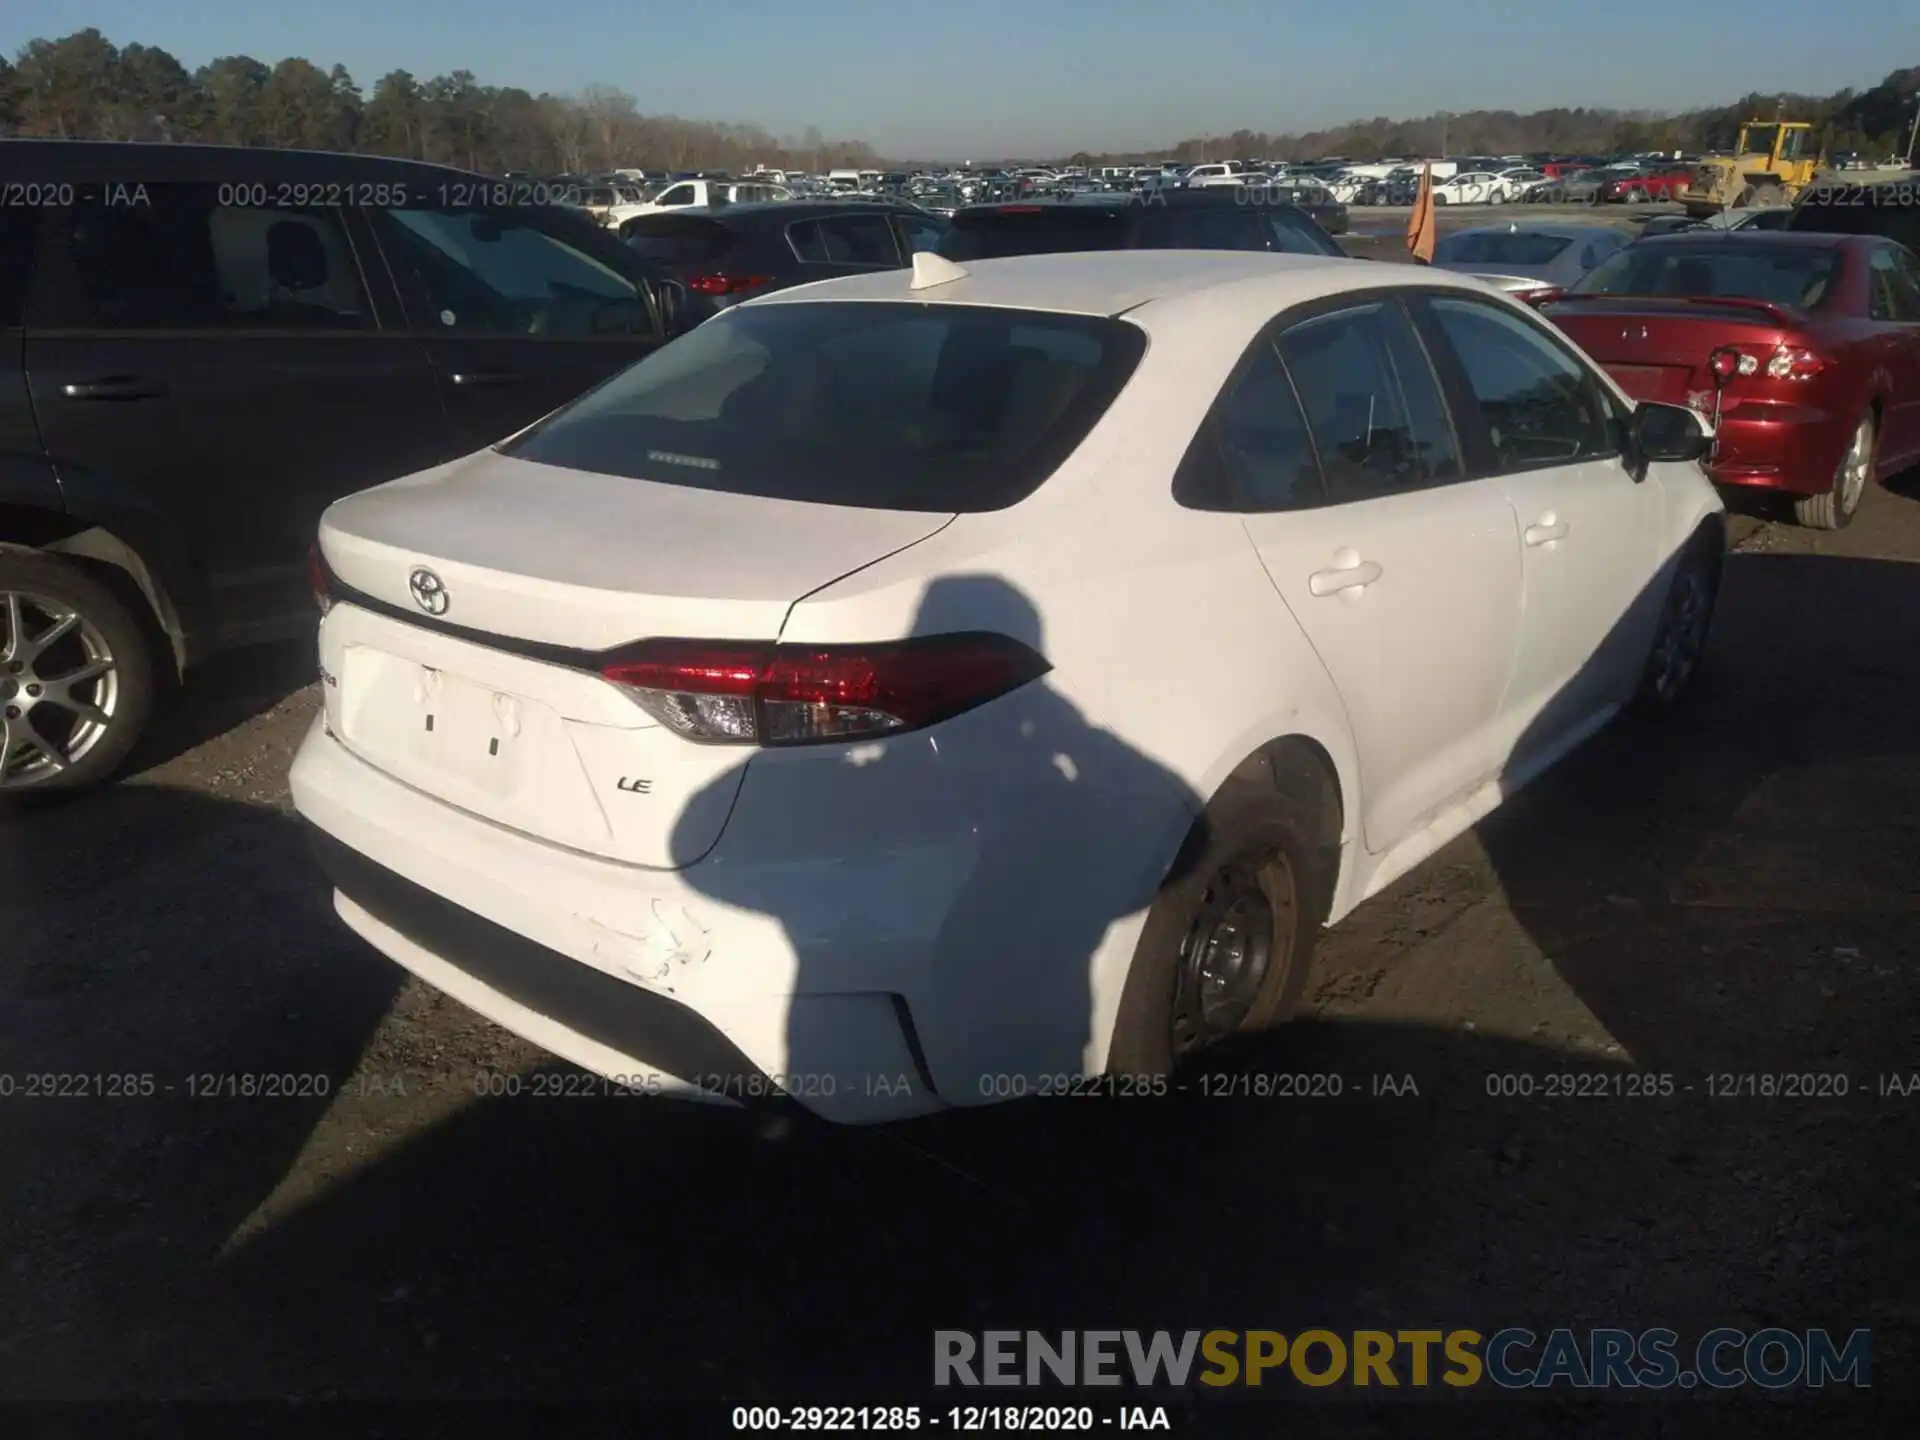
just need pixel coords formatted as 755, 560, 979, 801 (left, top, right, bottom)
501, 301, 1148, 512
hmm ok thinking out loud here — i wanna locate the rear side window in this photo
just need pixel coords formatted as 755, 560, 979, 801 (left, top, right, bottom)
500, 301, 1146, 511
1277, 302, 1458, 502
50, 185, 368, 330
938, 210, 1128, 260
1214, 347, 1322, 510
1263, 208, 1344, 257
787, 214, 900, 266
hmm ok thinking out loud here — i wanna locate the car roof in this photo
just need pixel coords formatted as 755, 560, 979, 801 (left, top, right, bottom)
1628, 230, 1855, 249
746, 249, 1468, 319
685, 200, 925, 225
0, 137, 480, 185
1445, 224, 1623, 241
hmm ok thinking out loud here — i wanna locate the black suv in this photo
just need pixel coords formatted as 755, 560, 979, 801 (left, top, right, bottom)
0, 140, 676, 794
1785, 177, 1920, 251
936, 190, 1349, 262
621, 201, 948, 327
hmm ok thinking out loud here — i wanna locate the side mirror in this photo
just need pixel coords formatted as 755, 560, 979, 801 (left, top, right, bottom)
1632, 401, 1713, 464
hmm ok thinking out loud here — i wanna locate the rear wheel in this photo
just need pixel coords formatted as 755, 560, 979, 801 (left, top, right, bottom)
1793, 412, 1875, 530
0, 552, 155, 797
1108, 770, 1333, 1078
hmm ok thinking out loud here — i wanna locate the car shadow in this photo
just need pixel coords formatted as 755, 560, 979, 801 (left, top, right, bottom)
0, 783, 404, 1398
129, 640, 319, 777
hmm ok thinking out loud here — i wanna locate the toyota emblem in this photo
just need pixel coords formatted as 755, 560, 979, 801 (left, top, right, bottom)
408, 567, 449, 616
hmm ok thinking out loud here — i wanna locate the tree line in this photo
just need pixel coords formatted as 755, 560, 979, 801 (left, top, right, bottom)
0, 28, 882, 175
1067, 69, 1920, 167
0, 29, 1913, 174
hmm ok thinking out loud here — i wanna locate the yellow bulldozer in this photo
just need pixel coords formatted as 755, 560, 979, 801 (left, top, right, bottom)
1680, 120, 1824, 217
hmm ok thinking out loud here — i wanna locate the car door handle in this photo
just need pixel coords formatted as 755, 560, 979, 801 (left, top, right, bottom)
1524, 519, 1569, 546
59, 376, 167, 401
1307, 560, 1382, 596
448, 369, 523, 388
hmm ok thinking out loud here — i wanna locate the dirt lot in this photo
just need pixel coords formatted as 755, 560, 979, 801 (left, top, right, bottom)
4, 286, 1919, 1430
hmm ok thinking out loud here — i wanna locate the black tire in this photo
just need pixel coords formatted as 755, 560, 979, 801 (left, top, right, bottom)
1629, 532, 1722, 719
0, 550, 156, 797
1794, 411, 1876, 531
1108, 756, 1337, 1078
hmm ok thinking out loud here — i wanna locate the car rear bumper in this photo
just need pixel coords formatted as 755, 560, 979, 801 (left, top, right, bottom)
1705, 404, 1852, 497
292, 716, 946, 1123
291, 704, 1184, 1123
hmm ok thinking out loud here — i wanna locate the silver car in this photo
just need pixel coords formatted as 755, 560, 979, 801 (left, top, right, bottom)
1430, 223, 1630, 301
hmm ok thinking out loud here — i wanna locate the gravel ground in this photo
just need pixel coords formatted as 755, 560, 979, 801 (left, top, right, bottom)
3, 310, 1918, 1433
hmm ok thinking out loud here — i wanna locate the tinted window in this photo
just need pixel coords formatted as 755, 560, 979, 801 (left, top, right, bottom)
897, 214, 947, 255
381, 207, 651, 336
1789, 192, 1920, 250
1869, 247, 1920, 321
1434, 232, 1575, 266
656, 185, 698, 207
626, 218, 734, 265
1264, 209, 1344, 256
1896, 247, 1920, 306
0, 210, 38, 329
815, 214, 900, 265
58, 186, 368, 330
1425, 295, 1614, 471
1277, 302, 1458, 501
1138, 207, 1268, 249
939, 209, 1129, 260
1215, 346, 1322, 510
500, 302, 1145, 511
1738, 208, 1793, 231
1573, 242, 1840, 308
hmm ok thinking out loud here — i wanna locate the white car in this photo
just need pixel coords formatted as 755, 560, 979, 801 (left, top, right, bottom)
1434, 171, 1509, 205
293, 250, 1725, 1125
610, 178, 792, 228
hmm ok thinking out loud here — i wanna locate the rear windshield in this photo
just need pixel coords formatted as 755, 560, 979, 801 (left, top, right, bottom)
1434, 232, 1574, 266
499, 301, 1147, 511
939, 208, 1129, 260
624, 217, 734, 265
1571, 243, 1841, 308
1789, 193, 1920, 249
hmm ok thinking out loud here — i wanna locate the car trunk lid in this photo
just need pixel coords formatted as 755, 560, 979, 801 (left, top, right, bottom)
1543, 296, 1803, 406
315, 449, 953, 868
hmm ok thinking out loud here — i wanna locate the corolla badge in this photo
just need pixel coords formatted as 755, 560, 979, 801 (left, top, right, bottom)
408, 567, 449, 615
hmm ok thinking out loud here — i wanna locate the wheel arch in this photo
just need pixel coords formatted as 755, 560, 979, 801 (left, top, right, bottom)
0, 505, 187, 678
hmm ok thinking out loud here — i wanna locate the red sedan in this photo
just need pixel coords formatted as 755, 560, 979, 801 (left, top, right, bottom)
1542, 233, 1920, 527
1599, 165, 1695, 202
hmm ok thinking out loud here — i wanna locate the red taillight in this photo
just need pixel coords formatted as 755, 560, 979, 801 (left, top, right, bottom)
685, 273, 772, 296
307, 540, 334, 615
1707, 343, 1827, 383
600, 634, 1051, 746
996, 205, 1045, 214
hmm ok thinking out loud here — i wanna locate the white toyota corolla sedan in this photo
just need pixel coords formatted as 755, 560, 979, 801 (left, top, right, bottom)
292, 249, 1724, 1123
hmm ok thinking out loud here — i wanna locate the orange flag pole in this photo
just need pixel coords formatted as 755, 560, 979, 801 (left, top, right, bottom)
1406, 163, 1436, 263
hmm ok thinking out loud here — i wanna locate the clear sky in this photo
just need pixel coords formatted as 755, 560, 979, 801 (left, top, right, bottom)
8, 0, 1911, 157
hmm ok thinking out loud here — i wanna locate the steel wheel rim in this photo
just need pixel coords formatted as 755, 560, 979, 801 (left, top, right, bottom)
1649, 563, 1712, 701
1838, 418, 1873, 514
0, 590, 120, 788
1171, 851, 1295, 1057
